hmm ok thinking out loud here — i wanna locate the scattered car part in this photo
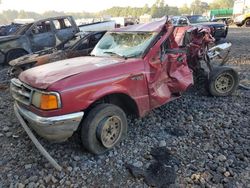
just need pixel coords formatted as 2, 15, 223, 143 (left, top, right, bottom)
207, 42, 232, 66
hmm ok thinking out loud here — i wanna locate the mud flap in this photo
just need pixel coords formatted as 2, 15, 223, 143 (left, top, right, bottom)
14, 105, 62, 171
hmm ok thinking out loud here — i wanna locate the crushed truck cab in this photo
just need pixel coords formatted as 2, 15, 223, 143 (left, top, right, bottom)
11, 18, 193, 154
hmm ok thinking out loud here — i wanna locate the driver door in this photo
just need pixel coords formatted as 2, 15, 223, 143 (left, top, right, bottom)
146, 31, 193, 109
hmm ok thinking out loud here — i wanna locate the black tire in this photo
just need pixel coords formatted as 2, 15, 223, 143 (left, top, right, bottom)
193, 68, 209, 96
208, 67, 239, 97
81, 103, 127, 155
245, 19, 250, 27
6, 49, 28, 65
227, 19, 233, 25
0, 50, 5, 66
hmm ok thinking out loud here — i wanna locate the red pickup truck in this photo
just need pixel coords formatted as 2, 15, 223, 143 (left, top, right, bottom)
11, 18, 235, 155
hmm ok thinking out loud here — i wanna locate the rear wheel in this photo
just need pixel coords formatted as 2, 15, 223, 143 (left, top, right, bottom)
81, 104, 127, 155
208, 67, 239, 96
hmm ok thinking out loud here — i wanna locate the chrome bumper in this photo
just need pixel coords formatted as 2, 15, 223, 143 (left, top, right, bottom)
14, 103, 84, 142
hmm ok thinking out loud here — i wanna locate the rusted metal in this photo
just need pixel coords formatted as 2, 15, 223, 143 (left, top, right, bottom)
9, 31, 106, 77
0, 16, 79, 65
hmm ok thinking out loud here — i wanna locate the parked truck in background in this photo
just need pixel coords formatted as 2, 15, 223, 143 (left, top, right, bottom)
233, 0, 250, 27
209, 8, 233, 25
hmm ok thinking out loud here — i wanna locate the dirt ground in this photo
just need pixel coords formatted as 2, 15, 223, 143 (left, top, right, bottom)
0, 27, 249, 188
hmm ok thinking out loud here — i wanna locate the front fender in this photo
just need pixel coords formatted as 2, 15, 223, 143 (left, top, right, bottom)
89, 84, 131, 102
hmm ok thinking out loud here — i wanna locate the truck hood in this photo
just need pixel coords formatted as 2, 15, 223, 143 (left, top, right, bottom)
19, 56, 124, 89
9, 48, 55, 66
0, 35, 20, 43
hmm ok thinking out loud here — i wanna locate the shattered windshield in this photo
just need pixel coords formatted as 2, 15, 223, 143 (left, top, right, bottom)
187, 16, 209, 24
91, 32, 157, 58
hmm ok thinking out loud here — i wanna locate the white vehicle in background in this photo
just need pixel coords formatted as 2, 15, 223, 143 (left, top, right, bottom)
78, 21, 115, 32
233, 0, 250, 27
13, 19, 35, 24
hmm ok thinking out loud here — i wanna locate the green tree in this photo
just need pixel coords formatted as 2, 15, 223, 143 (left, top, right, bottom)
150, 4, 158, 18
179, 4, 191, 15
142, 4, 150, 14
191, 0, 208, 14
209, 0, 234, 9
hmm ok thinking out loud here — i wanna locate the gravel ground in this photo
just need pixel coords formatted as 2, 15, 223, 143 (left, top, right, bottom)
0, 28, 249, 188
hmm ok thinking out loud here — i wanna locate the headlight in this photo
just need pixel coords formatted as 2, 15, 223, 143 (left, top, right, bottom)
32, 91, 61, 110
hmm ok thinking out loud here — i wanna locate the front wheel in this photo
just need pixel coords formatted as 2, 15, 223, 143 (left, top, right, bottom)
245, 19, 250, 27
81, 104, 127, 155
208, 67, 239, 97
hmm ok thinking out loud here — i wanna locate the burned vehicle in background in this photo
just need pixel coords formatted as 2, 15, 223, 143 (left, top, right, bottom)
0, 23, 23, 36
0, 16, 79, 66
10, 18, 238, 167
9, 31, 106, 76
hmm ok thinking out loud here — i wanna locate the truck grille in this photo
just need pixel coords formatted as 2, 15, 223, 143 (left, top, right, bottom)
10, 78, 33, 105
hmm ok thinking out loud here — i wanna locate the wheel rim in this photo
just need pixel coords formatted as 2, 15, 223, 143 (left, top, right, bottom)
214, 72, 235, 94
97, 116, 122, 148
246, 20, 250, 27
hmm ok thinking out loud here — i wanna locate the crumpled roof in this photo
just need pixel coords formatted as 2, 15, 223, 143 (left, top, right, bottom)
114, 17, 168, 32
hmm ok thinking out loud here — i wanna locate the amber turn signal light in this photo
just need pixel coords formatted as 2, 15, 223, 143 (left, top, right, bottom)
40, 94, 59, 110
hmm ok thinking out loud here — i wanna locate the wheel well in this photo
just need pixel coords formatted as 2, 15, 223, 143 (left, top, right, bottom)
87, 93, 139, 118
243, 17, 250, 23
7, 48, 28, 56
6, 48, 28, 63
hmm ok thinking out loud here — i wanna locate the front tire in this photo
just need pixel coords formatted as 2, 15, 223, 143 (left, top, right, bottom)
245, 19, 250, 27
81, 104, 127, 155
208, 67, 239, 97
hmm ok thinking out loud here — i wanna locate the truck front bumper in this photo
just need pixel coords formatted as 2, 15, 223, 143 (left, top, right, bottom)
14, 103, 84, 142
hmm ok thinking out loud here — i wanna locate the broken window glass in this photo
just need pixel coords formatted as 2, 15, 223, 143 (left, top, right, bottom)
53, 20, 61, 30
64, 18, 72, 28
91, 32, 157, 58
31, 21, 51, 34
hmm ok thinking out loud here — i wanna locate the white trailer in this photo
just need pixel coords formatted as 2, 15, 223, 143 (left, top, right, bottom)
78, 21, 115, 32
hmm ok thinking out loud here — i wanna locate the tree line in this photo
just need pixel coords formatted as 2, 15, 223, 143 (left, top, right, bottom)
0, 0, 234, 25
